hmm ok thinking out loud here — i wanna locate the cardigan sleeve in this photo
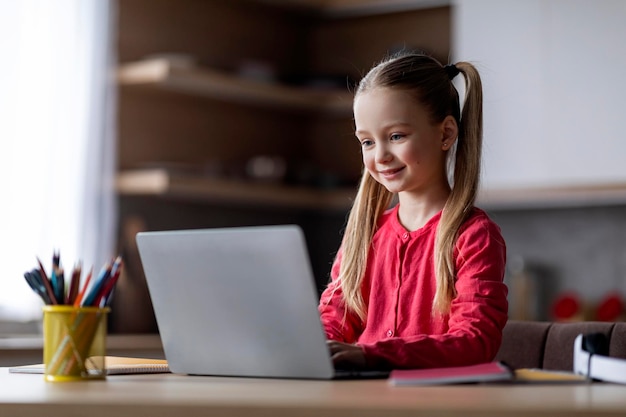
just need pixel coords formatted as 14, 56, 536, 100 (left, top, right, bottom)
318, 250, 363, 343
359, 218, 508, 369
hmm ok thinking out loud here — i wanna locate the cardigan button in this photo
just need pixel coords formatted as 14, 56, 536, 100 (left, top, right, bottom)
386, 329, 394, 337
402, 232, 409, 240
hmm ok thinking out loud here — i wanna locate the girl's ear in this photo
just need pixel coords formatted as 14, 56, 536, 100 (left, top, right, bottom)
441, 116, 458, 151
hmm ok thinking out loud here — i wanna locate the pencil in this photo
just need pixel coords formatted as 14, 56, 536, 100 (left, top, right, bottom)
81, 263, 112, 307
94, 258, 123, 306
36, 257, 58, 305
73, 268, 93, 308
66, 263, 81, 305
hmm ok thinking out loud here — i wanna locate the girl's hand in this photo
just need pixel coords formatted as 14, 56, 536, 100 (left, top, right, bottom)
326, 340, 367, 369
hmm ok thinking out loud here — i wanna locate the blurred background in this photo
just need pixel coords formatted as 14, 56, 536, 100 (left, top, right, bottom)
1, 0, 626, 337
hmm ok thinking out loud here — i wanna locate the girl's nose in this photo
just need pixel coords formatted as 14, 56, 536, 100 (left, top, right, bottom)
375, 144, 392, 163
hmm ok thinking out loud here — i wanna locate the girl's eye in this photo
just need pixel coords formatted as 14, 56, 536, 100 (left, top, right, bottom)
360, 139, 374, 147
390, 133, 404, 141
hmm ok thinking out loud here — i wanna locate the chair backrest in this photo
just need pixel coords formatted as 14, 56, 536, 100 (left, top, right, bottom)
496, 320, 626, 371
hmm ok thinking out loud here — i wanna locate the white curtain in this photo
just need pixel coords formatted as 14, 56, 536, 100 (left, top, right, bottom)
0, 0, 117, 321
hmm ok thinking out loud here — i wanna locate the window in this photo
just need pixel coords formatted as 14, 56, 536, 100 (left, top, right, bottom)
0, 0, 116, 323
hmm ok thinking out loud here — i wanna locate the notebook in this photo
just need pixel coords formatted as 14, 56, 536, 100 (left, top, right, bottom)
389, 361, 513, 386
136, 225, 388, 380
9, 356, 170, 375
388, 362, 587, 386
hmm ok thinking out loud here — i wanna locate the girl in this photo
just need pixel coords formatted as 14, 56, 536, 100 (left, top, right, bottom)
319, 52, 508, 370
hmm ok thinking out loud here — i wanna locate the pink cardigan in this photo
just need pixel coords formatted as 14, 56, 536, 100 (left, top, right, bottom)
319, 206, 508, 369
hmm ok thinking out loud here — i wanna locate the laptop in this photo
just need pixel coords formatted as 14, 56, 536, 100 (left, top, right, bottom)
136, 224, 389, 380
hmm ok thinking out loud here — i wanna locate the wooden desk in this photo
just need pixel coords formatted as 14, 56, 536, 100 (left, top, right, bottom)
1, 369, 626, 417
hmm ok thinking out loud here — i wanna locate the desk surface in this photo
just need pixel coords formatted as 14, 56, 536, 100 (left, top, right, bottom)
1, 368, 626, 417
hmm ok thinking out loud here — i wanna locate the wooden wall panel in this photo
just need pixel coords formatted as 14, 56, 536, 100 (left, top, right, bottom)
306, 6, 451, 78
117, 0, 310, 73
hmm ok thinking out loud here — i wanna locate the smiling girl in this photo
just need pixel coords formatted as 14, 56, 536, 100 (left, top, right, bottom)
318, 52, 508, 370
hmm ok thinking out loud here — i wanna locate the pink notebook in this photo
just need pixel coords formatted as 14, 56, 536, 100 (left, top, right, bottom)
389, 361, 513, 386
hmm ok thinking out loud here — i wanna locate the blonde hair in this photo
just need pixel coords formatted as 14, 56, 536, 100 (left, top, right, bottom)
335, 53, 483, 320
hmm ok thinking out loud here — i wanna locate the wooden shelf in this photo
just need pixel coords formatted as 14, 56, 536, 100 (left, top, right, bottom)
256, 0, 450, 16
116, 169, 356, 212
117, 58, 353, 115
478, 183, 626, 210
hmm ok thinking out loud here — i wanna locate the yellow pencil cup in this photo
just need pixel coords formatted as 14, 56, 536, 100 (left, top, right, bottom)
42, 305, 110, 382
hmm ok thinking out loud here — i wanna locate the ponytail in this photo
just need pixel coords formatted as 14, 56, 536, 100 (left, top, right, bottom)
432, 62, 483, 313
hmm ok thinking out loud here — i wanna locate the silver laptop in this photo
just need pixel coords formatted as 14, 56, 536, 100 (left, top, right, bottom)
136, 225, 388, 380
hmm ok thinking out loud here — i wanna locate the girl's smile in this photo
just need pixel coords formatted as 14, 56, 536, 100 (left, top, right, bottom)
377, 166, 406, 181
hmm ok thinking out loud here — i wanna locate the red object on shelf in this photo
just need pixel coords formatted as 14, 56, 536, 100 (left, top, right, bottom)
596, 292, 624, 322
551, 292, 581, 321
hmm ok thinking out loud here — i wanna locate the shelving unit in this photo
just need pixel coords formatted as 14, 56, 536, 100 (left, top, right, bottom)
111, 0, 452, 332
116, 54, 359, 212
115, 0, 451, 210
